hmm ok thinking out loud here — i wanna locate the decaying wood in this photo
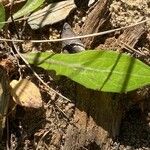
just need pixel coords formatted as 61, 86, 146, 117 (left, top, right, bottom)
81, 0, 111, 48
117, 24, 145, 47
63, 85, 127, 150
0, 67, 10, 140
97, 24, 146, 50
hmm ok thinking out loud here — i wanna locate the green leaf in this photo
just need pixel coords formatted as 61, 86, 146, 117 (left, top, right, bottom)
23, 50, 150, 93
10, 0, 45, 20
0, 3, 5, 29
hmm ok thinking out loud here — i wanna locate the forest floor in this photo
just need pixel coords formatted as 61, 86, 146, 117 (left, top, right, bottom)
0, 0, 150, 150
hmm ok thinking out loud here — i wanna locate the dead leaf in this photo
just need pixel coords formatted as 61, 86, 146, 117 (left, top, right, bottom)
10, 79, 42, 108
28, 0, 76, 29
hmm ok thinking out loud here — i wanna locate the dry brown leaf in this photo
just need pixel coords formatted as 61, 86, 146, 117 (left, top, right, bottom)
10, 79, 42, 108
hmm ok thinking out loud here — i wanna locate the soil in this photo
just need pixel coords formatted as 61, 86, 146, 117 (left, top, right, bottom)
0, 0, 150, 150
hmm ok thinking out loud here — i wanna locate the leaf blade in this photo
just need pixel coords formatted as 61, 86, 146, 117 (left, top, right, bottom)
0, 3, 5, 29
24, 50, 150, 93
28, 0, 76, 29
9, 0, 45, 20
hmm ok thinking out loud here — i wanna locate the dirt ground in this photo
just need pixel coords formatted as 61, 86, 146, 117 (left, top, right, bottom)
0, 0, 150, 150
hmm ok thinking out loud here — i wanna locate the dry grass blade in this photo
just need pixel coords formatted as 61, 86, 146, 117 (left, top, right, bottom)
0, 19, 148, 43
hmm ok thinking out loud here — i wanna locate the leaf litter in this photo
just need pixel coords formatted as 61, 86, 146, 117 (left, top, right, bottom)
0, 0, 150, 149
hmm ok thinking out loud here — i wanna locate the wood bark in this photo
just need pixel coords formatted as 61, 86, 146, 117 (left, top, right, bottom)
81, 0, 111, 49
96, 23, 145, 50
63, 86, 126, 150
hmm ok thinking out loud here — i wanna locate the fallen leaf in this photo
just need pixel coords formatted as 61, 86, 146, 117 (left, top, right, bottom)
10, 79, 42, 108
28, 0, 76, 29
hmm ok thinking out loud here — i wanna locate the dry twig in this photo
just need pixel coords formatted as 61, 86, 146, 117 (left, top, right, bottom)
0, 19, 148, 43
12, 42, 71, 103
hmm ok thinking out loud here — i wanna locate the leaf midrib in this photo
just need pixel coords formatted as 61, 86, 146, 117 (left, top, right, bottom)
37, 58, 150, 78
